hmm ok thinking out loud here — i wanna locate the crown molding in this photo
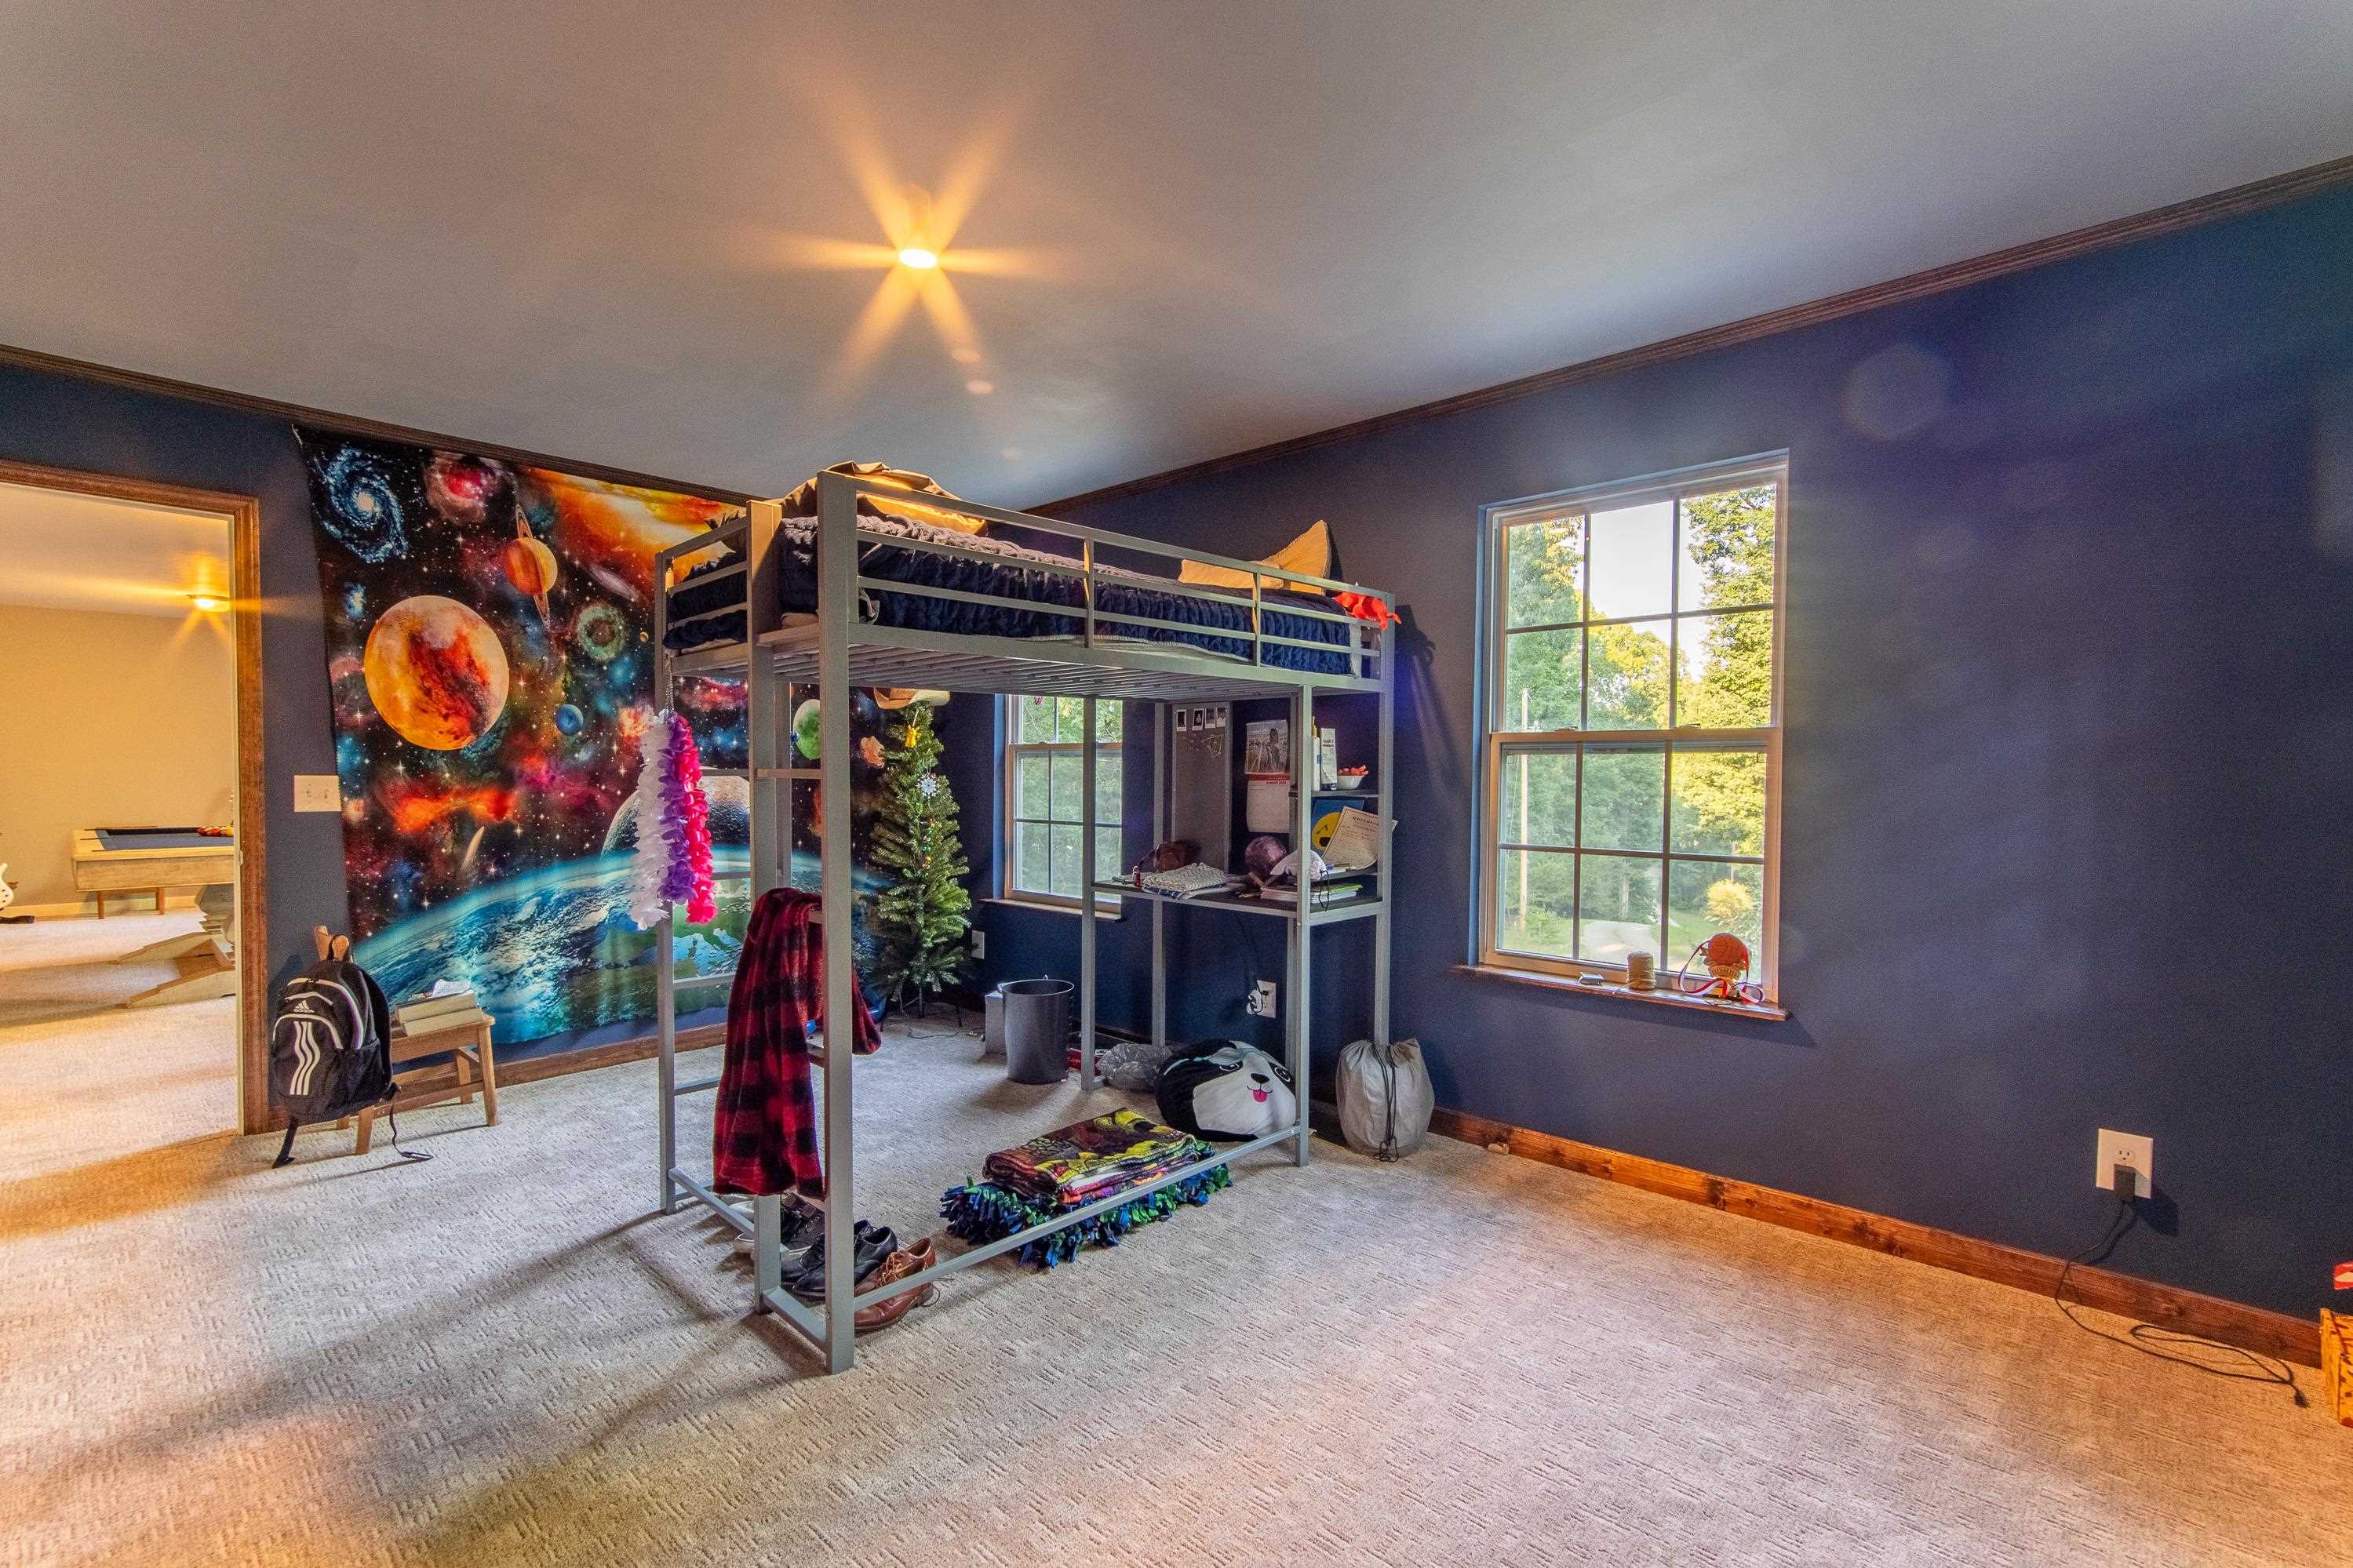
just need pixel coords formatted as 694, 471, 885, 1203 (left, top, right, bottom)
9, 153, 2349, 517
1040, 153, 2353, 514
0, 341, 751, 504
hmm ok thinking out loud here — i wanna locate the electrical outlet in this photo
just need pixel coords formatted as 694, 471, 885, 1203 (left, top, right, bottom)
969, 928, 986, 959
293, 774, 343, 813
1247, 979, 1278, 1018
2095, 1129, 2154, 1199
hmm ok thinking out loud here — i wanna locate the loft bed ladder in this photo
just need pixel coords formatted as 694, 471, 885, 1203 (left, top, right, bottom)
650, 471, 1395, 1374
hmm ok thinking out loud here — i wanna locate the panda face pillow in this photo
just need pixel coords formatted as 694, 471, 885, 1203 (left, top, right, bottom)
1164, 1043, 1297, 1140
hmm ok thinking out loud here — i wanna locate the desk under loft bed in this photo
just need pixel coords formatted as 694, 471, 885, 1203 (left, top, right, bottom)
650, 471, 1396, 1374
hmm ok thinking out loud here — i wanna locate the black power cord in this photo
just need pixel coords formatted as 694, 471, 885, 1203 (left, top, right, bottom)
894, 1000, 982, 1042
2055, 1183, 2303, 1407
1227, 911, 1266, 1017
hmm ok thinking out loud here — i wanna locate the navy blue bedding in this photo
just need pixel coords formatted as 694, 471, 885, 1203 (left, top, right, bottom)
665, 525, 1357, 675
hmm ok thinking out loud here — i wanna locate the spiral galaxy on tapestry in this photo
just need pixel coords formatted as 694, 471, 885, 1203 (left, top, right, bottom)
297, 431, 753, 1046
302, 431, 923, 1048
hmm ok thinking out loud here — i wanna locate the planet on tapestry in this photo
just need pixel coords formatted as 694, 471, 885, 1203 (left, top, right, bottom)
302, 431, 915, 1050
301, 430, 749, 1046
362, 595, 510, 751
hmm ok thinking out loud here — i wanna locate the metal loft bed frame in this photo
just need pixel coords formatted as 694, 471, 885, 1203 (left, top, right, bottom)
650, 470, 1395, 1374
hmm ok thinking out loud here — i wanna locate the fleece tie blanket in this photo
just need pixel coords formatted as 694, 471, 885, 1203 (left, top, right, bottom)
942, 1108, 1228, 1268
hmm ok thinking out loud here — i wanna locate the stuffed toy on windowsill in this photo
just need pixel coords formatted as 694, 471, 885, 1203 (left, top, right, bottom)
1677, 932, 1761, 1004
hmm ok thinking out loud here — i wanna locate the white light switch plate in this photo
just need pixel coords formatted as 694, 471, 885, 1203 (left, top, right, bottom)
293, 774, 343, 813
2095, 1129, 2153, 1198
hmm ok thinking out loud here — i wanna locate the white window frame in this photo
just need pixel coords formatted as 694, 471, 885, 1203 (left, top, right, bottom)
1001, 696, 1124, 914
1475, 457, 1787, 999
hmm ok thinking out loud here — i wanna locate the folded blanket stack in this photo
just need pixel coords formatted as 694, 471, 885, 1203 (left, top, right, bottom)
941, 1108, 1229, 1268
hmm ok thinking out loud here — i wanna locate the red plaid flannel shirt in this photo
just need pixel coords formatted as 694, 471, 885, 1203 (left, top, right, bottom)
711, 888, 880, 1198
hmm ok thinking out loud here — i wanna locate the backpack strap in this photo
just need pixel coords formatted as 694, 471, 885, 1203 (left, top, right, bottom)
384, 1106, 432, 1164
273, 1121, 300, 1168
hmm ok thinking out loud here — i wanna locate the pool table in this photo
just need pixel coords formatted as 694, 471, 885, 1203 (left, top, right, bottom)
71, 827, 239, 1006
71, 826, 236, 918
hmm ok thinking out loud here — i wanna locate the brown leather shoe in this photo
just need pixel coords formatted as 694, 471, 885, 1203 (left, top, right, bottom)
854, 1237, 938, 1333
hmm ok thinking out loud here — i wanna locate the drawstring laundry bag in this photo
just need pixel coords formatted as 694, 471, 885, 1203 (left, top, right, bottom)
1336, 1038, 1432, 1161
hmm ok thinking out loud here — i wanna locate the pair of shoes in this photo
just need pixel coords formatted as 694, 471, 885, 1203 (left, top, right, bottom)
731, 1197, 824, 1257
778, 1199, 823, 1252
854, 1237, 939, 1334
782, 1221, 898, 1302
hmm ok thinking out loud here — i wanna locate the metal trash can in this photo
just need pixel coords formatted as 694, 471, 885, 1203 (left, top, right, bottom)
982, 988, 1007, 1059
1000, 977, 1073, 1084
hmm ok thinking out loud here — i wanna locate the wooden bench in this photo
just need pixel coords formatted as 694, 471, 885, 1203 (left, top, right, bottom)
344, 1013, 499, 1155
310, 926, 499, 1155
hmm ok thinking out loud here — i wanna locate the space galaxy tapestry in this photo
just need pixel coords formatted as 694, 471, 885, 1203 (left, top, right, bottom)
300, 432, 928, 1050
299, 430, 765, 1049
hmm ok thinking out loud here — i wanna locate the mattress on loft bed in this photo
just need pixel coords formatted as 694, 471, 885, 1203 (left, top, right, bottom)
663, 512, 1357, 675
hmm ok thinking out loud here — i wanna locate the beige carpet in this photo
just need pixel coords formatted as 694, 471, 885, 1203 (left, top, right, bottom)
2, 1020, 2345, 1568
0, 911, 239, 1183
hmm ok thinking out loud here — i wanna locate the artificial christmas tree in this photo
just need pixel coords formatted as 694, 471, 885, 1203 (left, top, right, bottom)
871, 700, 973, 1011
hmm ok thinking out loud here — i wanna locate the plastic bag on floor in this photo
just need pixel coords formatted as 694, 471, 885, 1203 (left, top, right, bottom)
1336, 1038, 1432, 1160
1097, 1035, 1176, 1093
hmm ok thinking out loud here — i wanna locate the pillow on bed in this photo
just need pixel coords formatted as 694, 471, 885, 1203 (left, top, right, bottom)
1176, 519, 1331, 595
780, 461, 986, 535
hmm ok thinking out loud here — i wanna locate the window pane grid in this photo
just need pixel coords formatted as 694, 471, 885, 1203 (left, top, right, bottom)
1488, 467, 1779, 987
1510, 601, 1772, 638
1007, 696, 1121, 904
1495, 843, 1761, 864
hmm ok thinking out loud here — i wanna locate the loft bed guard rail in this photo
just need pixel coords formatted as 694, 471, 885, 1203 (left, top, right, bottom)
657, 473, 1393, 691
647, 469, 1397, 1375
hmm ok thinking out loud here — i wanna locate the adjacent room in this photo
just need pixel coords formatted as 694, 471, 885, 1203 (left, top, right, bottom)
0, 476, 244, 1180
2, 5, 2348, 1566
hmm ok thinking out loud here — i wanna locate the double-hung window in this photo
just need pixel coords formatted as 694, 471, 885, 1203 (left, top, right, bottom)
1003, 695, 1124, 909
1479, 459, 1783, 996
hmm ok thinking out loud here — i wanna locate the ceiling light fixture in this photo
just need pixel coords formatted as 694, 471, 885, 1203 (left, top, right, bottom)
187, 591, 228, 613
897, 246, 939, 269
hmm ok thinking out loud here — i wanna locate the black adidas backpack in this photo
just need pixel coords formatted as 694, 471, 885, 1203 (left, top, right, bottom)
269, 944, 395, 1166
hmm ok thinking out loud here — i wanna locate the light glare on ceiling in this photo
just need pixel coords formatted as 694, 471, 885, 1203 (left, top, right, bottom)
897, 246, 938, 269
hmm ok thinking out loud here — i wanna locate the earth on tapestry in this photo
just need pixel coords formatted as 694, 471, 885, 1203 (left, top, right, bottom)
299, 432, 899, 1046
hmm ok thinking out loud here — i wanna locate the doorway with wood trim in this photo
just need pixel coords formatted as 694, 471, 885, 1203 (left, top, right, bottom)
0, 460, 265, 1173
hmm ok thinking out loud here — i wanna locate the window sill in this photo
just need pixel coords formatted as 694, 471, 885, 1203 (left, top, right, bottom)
985, 895, 1124, 922
1453, 962, 1789, 1021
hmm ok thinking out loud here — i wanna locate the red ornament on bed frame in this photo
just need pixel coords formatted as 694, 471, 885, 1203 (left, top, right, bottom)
1679, 932, 1759, 1003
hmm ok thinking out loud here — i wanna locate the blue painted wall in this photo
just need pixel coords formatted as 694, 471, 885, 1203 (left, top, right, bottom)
967, 184, 2353, 1319
0, 364, 348, 987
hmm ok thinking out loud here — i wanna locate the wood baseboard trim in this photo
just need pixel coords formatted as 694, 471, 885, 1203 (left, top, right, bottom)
8, 895, 206, 919
493, 1024, 726, 1091
1429, 1108, 2319, 1368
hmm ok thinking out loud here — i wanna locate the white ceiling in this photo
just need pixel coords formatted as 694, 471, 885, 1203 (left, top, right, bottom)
0, 482, 232, 617
1, 3, 2347, 506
